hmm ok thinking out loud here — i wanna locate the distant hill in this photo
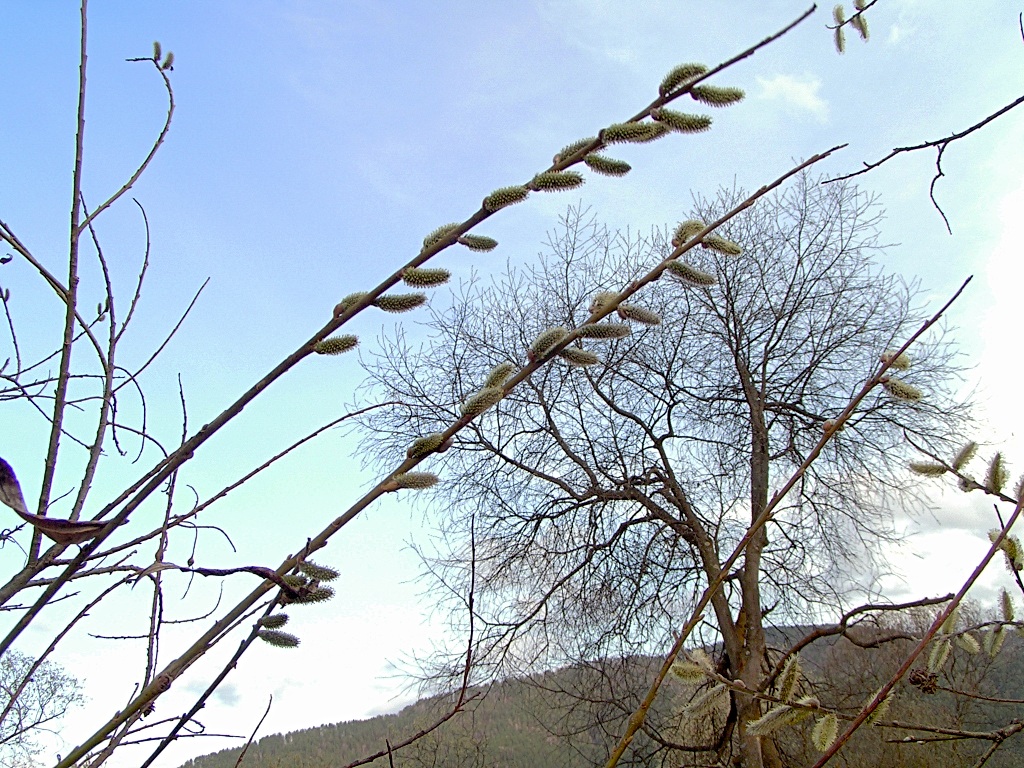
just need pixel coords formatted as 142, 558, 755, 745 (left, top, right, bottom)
179, 627, 1024, 768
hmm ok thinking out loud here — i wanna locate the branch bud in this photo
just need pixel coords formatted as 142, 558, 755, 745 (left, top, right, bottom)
373, 293, 427, 313
314, 335, 359, 355
583, 154, 632, 177
483, 186, 529, 212
530, 171, 585, 192
460, 387, 504, 417
666, 261, 716, 286
529, 326, 569, 360
402, 267, 451, 287
651, 108, 712, 133
617, 304, 662, 326
577, 322, 632, 340
659, 63, 708, 96
558, 347, 600, 367
458, 235, 499, 252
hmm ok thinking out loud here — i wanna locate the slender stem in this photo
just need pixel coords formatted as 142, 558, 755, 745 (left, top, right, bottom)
32, 0, 89, 560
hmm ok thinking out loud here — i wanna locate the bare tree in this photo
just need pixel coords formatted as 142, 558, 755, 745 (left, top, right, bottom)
359, 174, 971, 766
0, 650, 83, 767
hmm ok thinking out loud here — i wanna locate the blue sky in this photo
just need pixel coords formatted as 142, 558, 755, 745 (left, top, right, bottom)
1, 2, 1023, 766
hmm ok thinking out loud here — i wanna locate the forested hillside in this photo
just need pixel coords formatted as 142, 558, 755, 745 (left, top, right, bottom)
181, 628, 1024, 768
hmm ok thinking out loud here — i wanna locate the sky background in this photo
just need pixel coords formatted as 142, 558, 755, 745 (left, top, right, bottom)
0, 2, 1023, 766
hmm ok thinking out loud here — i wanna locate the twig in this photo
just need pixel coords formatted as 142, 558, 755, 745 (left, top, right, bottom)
233, 696, 272, 768
826, 92, 1024, 233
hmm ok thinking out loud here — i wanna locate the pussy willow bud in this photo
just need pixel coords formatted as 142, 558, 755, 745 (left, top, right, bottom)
407, 433, 446, 459
617, 304, 662, 325
531, 171, 585, 192
651, 108, 712, 133
153, 41, 162, 61
259, 614, 289, 629
812, 714, 838, 751
483, 362, 517, 388
553, 137, 598, 164
458, 235, 499, 252
701, 234, 743, 255
666, 261, 716, 286
748, 705, 810, 736
670, 660, 708, 683
291, 586, 336, 604
422, 223, 461, 250
374, 293, 427, 313
402, 267, 451, 287
952, 441, 978, 470
883, 377, 923, 401
298, 561, 340, 582
986, 452, 1008, 493
778, 655, 802, 702
558, 347, 600, 367
391, 472, 440, 490
258, 630, 300, 648
461, 387, 504, 417
1001, 589, 1015, 622
672, 219, 705, 247
161, 52, 175, 71
583, 154, 631, 177
529, 326, 569, 360
880, 349, 911, 370
864, 689, 893, 725
483, 186, 529, 212
690, 85, 745, 107
682, 684, 728, 716
599, 122, 669, 144
956, 632, 980, 654
333, 292, 369, 316
577, 322, 632, 340
659, 63, 708, 96
589, 291, 619, 314
314, 335, 358, 355
851, 13, 869, 40
909, 461, 946, 477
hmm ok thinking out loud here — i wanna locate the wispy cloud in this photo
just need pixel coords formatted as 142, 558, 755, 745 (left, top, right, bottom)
755, 73, 829, 124
887, 24, 911, 44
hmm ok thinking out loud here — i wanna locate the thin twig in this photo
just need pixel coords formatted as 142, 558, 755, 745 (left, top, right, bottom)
233, 696, 273, 768
826, 92, 1024, 233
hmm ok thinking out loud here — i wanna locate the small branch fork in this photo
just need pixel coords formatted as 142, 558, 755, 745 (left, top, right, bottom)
827, 93, 1024, 234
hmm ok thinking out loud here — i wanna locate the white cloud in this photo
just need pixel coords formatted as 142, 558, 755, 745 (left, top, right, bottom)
887, 24, 911, 44
755, 73, 829, 124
